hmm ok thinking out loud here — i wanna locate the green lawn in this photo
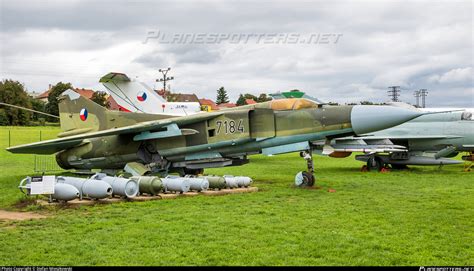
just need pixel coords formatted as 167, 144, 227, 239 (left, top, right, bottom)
0, 127, 472, 266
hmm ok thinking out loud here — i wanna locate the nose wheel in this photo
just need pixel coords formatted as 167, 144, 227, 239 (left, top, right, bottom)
295, 150, 315, 187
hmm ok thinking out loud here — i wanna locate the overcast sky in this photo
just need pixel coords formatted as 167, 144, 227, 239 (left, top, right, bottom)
1, 0, 473, 107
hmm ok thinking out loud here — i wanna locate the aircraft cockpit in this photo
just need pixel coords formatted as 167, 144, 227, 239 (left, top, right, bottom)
256, 98, 321, 111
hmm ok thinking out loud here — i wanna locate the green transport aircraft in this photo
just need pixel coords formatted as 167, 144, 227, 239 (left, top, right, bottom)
7, 90, 425, 186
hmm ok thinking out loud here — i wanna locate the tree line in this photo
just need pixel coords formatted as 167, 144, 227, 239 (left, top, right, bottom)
216, 86, 272, 105
0, 79, 109, 126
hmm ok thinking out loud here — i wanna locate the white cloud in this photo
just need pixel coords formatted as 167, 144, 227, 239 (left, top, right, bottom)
428, 67, 474, 84
0, 0, 472, 106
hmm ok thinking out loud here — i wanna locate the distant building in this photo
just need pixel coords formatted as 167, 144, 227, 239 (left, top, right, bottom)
106, 95, 121, 111
72, 88, 95, 99
35, 91, 51, 102
199, 98, 220, 112
27, 91, 41, 98
245, 99, 257, 105
35, 87, 95, 102
35, 84, 53, 102
173, 93, 200, 103
218, 102, 237, 109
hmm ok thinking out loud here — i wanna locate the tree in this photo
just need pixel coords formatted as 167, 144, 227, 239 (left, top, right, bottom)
45, 82, 72, 122
236, 94, 246, 106
236, 92, 271, 106
243, 93, 257, 101
91, 91, 110, 108
0, 79, 32, 125
29, 97, 46, 121
257, 93, 272, 103
0, 109, 9, 126
216, 87, 229, 104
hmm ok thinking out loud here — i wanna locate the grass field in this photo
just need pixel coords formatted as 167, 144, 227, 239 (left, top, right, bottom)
0, 127, 472, 266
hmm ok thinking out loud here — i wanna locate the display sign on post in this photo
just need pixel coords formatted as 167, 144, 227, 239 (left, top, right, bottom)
29, 176, 55, 195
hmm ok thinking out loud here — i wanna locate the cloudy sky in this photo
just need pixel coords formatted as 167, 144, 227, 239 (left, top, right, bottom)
1, 0, 473, 107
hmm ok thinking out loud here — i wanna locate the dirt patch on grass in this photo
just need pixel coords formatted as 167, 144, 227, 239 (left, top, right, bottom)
13, 197, 38, 209
0, 210, 47, 221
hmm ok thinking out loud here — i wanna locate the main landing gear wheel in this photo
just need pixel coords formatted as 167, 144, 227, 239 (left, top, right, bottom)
295, 171, 315, 187
295, 149, 316, 187
367, 156, 383, 172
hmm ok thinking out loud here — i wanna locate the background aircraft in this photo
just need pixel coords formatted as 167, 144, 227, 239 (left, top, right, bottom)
99, 72, 201, 116
6, 90, 424, 186
314, 104, 474, 171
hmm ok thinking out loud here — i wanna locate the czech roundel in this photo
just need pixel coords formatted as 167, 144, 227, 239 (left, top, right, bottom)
137, 91, 147, 102
79, 108, 88, 121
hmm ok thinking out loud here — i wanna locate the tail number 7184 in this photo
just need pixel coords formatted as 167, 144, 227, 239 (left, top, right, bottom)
216, 119, 244, 134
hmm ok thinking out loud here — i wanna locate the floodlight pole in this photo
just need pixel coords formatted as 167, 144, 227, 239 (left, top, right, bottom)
413, 90, 420, 107
156, 67, 174, 92
387, 86, 401, 102
419, 89, 428, 108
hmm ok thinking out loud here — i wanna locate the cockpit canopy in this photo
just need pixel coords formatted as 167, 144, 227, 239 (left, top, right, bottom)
255, 98, 320, 111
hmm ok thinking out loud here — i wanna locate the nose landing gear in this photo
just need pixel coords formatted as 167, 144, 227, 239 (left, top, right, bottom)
366, 156, 384, 172
295, 150, 315, 187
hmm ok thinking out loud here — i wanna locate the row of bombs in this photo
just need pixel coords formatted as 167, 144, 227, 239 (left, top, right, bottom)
19, 174, 253, 202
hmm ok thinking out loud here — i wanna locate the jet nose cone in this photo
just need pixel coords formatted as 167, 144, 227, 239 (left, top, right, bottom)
351, 105, 423, 135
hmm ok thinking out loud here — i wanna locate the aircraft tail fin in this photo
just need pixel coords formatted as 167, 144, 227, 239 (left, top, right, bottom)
58, 89, 170, 137
99, 72, 202, 116
58, 89, 106, 136
99, 72, 167, 114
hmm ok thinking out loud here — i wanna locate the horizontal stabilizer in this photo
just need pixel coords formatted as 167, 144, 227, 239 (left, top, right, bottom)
7, 139, 85, 155
99, 72, 131, 83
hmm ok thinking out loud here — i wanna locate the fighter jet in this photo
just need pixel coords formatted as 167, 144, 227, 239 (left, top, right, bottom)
99, 72, 201, 116
313, 104, 474, 171
7, 90, 424, 186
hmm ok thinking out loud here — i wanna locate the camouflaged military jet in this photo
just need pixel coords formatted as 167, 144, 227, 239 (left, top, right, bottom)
7, 89, 424, 186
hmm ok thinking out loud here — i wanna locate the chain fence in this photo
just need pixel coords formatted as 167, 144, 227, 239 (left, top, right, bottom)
0, 127, 63, 172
